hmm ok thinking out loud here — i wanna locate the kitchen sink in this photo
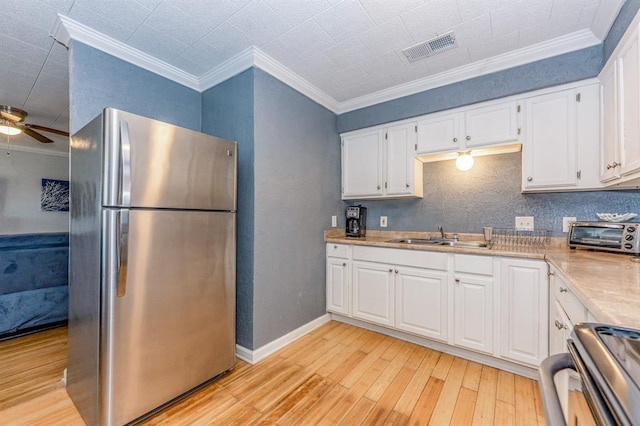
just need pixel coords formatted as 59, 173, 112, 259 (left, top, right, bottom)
386, 238, 488, 248
386, 238, 441, 245
440, 241, 488, 248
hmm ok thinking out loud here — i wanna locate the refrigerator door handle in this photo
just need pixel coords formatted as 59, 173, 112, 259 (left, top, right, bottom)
119, 121, 132, 206
116, 210, 129, 297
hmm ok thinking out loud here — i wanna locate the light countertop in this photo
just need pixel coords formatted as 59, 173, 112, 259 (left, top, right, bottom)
325, 229, 640, 329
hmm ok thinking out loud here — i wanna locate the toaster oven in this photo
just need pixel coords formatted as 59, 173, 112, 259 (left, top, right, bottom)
567, 221, 640, 253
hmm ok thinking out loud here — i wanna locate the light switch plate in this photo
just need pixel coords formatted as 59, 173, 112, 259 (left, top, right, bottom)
380, 216, 388, 227
562, 217, 576, 233
515, 216, 534, 230
331, 215, 337, 227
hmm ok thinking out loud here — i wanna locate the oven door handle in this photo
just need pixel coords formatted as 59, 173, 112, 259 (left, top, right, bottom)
539, 353, 576, 426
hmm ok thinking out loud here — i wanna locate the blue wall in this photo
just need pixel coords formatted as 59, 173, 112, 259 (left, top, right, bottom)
201, 69, 255, 349
202, 68, 341, 350
360, 153, 640, 236
252, 69, 341, 348
604, 0, 640, 62
69, 41, 201, 133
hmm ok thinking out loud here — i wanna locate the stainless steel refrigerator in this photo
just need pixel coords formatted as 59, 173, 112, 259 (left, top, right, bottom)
67, 108, 237, 425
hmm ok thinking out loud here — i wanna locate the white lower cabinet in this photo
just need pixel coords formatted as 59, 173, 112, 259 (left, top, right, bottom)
327, 245, 550, 369
352, 261, 394, 327
453, 255, 494, 355
500, 258, 549, 366
395, 267, 448, 342
326, 244, 350, 316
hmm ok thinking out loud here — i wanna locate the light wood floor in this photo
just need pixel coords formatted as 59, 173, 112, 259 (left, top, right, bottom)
0, 321, 546, 425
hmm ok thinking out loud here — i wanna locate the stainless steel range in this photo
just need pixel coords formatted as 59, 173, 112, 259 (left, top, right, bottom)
539, 323, 640, 425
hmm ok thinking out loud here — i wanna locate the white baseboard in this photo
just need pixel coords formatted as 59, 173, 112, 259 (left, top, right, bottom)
331, 314, 538, 380
235, 314, 331, 364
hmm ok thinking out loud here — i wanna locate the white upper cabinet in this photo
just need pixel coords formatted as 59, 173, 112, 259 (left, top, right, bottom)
599, 12, 640, 187
522, 89, 577, 189
416, 100, 520, 155
465, 101, 520, 147
522, 83, 602, 192
416, 112, 460, 153
342, 122, 423, 200
600, 60, 621, 182
341, 129, 383, 199
617, 29, 640, 177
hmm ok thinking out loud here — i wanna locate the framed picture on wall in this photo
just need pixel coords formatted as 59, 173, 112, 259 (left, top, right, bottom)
41, 179, 69, 212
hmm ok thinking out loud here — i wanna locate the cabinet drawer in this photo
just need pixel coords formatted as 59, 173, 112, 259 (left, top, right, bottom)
326, 243, 349, 258
564, 290, 587, 325
352, 246, 448, 270
454, 254, 493, 275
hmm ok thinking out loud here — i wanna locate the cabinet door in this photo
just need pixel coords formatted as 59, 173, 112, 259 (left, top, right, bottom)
395, 267, 448, 342
600, 60, 621, 182
523, 89, 577, 189
453, 274, 493, 354
327, 258, 349, 315
550, 300, 571, 423
416, 112, 460, 154
342, 130, 383, 199
352, 261, 394, 327
385, 123, 417, 196
464, 101, 520, 147
500, 259, 548, 366
618, 31, 640, 176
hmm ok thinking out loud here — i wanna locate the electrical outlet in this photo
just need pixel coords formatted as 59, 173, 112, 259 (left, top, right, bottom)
331, 215, 337, 228
515, 216, 534, 230
380, 216, 388, 228
563, 216, 577, 233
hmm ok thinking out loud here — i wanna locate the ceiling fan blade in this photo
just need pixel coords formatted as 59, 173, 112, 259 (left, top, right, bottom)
23, 123, 69, 137
23, 128, 54, 144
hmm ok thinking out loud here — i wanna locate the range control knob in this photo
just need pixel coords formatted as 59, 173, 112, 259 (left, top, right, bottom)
628, 226, 636, 233
625, 234, 634, 241
625, 243, 634, 250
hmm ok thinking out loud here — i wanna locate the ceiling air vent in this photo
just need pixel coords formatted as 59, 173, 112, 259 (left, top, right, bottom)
402, 32, 458, 63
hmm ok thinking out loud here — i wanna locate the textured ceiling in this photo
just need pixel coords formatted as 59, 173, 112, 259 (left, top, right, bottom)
0, 0, 623, 153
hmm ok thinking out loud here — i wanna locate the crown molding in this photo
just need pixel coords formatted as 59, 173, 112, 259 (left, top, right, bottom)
336, 29, 602, 114
251, 47, 340, 112
198, 47, 339, 111
51, 15, 200, 90
51, 14, 607, 116
0, 143, 68, 157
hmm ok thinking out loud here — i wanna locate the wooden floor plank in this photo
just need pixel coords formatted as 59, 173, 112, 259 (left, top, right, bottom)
471, 365, 498, 426
496, 369, 516, 405
428, 357, 468, 425
407, 376, 444, 425
0, 321, 545, 426
450, 387, 478, 425
514, 374, 538, 426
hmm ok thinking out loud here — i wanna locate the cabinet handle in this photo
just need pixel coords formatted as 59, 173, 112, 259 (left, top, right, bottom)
394, 269, 398, 273
613, 161, 620, 168
555, 320, 566, 330
607, 163, 613, 170
388, 268, 393, 272
527, 176, 533, 182
466, 135, 471, 141
559, 287, 568, 293
547, 271, 555, 276
342, 262, 347, 267
333, 245, 337, 249
454, 278, 460, 283
453, 137, 458, 143
377, 185, 381, 190
406, 183, 410, 188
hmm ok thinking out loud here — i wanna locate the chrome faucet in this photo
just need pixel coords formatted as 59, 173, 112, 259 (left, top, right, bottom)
438, 226, 445, 239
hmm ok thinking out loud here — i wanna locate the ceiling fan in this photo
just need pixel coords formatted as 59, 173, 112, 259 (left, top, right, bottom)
0, 105, 69, 144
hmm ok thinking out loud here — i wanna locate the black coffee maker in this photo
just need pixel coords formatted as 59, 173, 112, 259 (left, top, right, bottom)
346, 205, 367, 238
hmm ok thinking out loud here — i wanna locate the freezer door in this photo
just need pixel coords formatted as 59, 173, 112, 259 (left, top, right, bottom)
101, 209, 236, 426
102, 108, 237, 211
